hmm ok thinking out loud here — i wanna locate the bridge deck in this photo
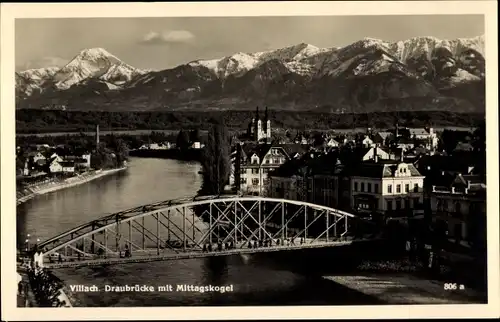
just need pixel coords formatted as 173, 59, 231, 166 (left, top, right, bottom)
45, 239, 376, 269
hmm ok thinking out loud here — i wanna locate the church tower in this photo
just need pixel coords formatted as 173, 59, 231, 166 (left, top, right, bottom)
255, 106, 263, 141
264, 106, 271, 142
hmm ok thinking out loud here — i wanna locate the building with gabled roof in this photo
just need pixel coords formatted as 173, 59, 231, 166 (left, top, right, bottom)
347, 159, 425, 217
231, 143, 303, 195
430, 172, 486, 247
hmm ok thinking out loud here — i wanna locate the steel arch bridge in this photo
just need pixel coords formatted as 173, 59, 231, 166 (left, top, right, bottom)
36, 195, 376, 269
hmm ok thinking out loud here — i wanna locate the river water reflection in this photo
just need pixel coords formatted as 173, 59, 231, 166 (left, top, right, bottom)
17, 158, 377, 306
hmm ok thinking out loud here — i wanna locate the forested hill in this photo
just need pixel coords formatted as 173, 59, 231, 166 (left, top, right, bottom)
15, 109, 484, 134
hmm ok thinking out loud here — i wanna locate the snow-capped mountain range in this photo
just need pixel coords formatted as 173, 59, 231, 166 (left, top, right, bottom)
16, 35, 485, 113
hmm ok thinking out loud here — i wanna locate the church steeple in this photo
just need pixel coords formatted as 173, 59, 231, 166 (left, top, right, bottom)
255, 106, 260, 120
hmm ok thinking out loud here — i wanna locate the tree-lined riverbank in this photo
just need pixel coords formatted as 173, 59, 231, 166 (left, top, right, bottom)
17, 167, 127, 206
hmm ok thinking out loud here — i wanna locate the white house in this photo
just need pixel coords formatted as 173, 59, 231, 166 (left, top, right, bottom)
233, 144, 290, 195
60, 161, 75, 173
32, 152, 46, 163
408, 127, 439, 150
358, 146, 390, 162
326, 138, 340, 148
49, 160, 63, 173
349, 160, 425, 216
361, 136, 375, 148
50, 153, 64, 163
81, 154, 91, 168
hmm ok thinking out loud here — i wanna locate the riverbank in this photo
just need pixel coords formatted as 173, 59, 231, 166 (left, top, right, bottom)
16, 167, 128, 206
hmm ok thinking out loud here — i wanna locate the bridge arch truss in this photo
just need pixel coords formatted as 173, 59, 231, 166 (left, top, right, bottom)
36, 195, 367, 268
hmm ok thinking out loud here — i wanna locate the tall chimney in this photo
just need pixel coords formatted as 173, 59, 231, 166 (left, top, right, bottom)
374, 145, 379, 163
96, 124, 100, 146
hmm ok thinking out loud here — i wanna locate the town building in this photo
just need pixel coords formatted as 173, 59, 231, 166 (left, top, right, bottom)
348, 159, 425, 217
373, 131, 393, 146
231, 143, 306, 195
325, 138, 340, 148
429, 173, 486, 246
360, 135, 375, 148
49, 159, 63, 173
268, 152, 350, 210
60, 161, 75, 173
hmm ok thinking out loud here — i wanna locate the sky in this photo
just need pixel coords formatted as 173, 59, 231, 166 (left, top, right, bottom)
15, 15, 484, 71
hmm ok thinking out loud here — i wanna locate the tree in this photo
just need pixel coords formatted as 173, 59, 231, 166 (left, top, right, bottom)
199, 118, 231, 196
312, 132, 325, 147
176, 130, 190, 151
472, 120, 486, 153
106, 135, 129, 166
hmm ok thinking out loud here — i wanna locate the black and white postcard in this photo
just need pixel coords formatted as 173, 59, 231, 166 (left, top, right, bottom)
1, 1, 498, 320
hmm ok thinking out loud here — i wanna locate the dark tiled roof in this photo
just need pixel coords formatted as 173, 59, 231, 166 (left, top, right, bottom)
270, 151, 340, 178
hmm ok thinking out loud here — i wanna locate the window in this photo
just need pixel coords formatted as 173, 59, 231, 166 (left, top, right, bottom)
273, 158, 280, 164
252, 157, 258, 164
413, 183, 418, 193
252, 169, 259, 174
367, 183, 372, 193
387, 200, 393, 211
266, 159, 270, 164
242, 178, 247, 184
396, 184, 401, 193
354, 182, 358, 192
405, 184, 409, 193
252, 178, 259, 186
361, 182, 365, 192
388, 184, 392, 193
374, 184, 379, 193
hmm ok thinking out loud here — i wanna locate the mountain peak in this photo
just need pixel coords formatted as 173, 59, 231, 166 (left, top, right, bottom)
76, 47, 118, 60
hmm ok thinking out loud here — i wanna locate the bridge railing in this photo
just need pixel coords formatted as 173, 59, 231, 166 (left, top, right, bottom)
37, 196, 370, 266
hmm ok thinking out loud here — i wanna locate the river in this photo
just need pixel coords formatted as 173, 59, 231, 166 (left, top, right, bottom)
17, 157, 381, 307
